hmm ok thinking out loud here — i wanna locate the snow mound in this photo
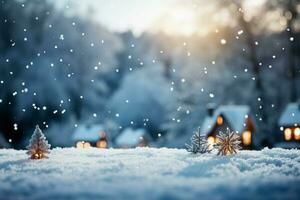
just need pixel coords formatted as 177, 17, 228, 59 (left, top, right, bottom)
0, 148, 299, 200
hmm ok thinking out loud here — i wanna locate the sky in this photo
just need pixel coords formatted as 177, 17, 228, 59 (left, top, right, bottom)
57, 0, 266, 36
57, 0, 205, 36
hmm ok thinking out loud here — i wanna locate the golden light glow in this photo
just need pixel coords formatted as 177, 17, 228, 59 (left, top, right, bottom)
97, 140, 107, 148
76, 141, 91, 148
86, 0, 275, 37
83, 142, 91, 148
217, 116, 223, 125
207, 136, 215, 147
152, 5, 199, 36
294, 128, 300, 140
242, 131, 251, 145
34, 153, 41, 159
284, 128, 292, 141
76, 141, 84, 148
32, 151, 44, 159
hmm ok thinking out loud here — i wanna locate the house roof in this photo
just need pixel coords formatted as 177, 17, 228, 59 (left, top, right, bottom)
72, 124, 105, 142
200, 105, 252, 136
279, 103, 300, 126
115, 128, 149, 147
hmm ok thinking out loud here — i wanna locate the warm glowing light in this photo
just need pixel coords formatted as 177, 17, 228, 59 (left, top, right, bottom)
76, 141, 91, 148
217, 116, 223, 125
207, 136, 215, 147
33, 152, 43, 159
83, 142, 91, 148
97, 140, 107, 148
284, 128, 292, 141
220, 39, 227, 45
294, 128, 300, 140
152, 5, 199, 36
242, 131, 251, 145
76, 141, 84, 148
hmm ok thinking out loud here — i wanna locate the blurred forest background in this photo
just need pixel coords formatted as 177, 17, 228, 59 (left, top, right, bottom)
0, 0, 299, 148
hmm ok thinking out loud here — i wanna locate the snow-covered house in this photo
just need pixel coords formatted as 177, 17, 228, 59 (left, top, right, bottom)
200, 105, 256, 149
72, 124, 108, 149
278, 102, 300, 142
115, 128, 151, 148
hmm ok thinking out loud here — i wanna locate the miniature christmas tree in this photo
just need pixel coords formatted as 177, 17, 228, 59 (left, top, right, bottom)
27, 125, 51, 159
186, 128, 211, 154
215, 129, 241, 156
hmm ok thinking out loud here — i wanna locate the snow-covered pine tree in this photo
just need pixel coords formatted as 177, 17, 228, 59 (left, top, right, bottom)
185, 128, 211, 154
27, 125, 51, 159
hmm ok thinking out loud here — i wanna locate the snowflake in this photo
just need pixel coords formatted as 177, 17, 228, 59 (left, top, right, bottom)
215, 129, 241, 156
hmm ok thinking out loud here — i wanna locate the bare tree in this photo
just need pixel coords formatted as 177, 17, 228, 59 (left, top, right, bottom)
286, 0, 300, 102
266, 0, 300, 102
221, 0, 268, 124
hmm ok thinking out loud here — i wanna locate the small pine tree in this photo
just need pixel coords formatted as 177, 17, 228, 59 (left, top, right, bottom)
186, 128, 211, 154
27, 125, 51, 159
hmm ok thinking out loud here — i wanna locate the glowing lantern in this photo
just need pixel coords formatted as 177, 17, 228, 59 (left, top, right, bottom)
242, 131, 251, 145
294, 128, 300, 140
284, 128, 292, 141
217, 116, 223, 125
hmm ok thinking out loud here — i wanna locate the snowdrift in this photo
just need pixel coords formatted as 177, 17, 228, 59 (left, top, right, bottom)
0, 148, 299, 200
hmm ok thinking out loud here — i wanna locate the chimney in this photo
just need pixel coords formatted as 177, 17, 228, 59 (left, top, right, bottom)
207, 103, 216, 117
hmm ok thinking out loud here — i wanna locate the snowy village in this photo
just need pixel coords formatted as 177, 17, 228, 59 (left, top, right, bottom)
0, 0, 300, 200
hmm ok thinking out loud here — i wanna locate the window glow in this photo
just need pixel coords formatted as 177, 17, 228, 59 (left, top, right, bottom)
207, 136, 215, 147
97, 140, 107, 148
284, 128, 292, 141
83, 142, 91, 148
294, 128, 300, 140
217, 116, 223, 125
242, 131, 251, 145
76, 141, 91, 148
76, 141, 84, 148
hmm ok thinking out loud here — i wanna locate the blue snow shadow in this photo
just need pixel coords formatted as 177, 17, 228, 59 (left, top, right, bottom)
179, 156, 230, 177
0, 159, 28, 169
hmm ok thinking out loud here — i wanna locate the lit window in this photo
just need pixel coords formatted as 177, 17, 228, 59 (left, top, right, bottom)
83, 142, 91, 148
217, 116, 223, 125
294, 128, 300, 140
284, 128, 292, 141
242, 131, 251, 145
76, 141, 91, 148
76, 141, 84, 148
97, 140, 107, 148
207, 136, 215, 147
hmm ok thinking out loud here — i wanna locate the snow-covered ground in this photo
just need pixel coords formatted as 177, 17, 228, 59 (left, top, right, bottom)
0, 148, 299, 200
